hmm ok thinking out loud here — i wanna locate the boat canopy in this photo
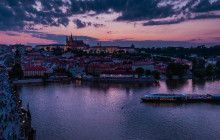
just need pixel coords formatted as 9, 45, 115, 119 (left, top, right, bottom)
144, 93, 186, 98
212, 95, 220, 99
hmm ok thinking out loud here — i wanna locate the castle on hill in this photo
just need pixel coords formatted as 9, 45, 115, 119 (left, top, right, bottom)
66, 34, 88, 48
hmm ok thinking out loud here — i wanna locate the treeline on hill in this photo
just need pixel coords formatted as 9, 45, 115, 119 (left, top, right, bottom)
192, 60, 220, 79
166, 63, 189, 79
135, 68, 160, 80
165, 60, 220, 79
140, 45, 220, 58
48, 45, 220, 61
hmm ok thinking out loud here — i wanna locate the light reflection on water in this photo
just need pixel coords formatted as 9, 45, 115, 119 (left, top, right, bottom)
18, 80, 220, 140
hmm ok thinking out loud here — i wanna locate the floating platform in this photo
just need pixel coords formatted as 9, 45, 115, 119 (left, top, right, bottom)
141, 93, 220, 103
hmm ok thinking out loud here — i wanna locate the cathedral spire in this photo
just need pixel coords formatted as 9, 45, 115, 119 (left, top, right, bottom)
69, 33, 74, 45
66, 36, 69, 46
70, 33, 73, 39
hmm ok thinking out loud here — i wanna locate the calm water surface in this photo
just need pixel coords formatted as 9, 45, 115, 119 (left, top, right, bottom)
18, 80, 220, 140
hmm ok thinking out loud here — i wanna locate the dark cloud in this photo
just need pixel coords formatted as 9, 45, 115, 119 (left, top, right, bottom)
0, 0, 220, 31
99, 39, 218, 48
6, 33, 20, 36
143, 18, 185, 26
0, 0, 71, 31
107, 31, 112, 34
194, 14, 220, 19
69, 0, 175, 21
73, 19, 95, 28
68, 0, 220, 25
143, 13, 220, 26
189, 38, 203, 42
73, 19, 104, 28
212, 37, 220, 40
93, 23, 105, 28
73, 19, 88, 28
192, 0, 220, 13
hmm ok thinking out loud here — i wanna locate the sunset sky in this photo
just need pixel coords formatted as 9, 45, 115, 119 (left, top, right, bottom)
0, 0, 220, 47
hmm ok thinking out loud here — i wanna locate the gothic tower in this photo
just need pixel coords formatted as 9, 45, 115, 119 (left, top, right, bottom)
66, 36, 69, 46
69, 33, 74, 46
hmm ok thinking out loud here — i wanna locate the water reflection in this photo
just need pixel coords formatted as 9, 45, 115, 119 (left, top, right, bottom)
165, 79, 189, 91
192, 79, 206, 86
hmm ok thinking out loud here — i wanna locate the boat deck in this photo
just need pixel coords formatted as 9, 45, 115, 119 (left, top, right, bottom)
142, 94, 220, 103
186, 94, 213, 100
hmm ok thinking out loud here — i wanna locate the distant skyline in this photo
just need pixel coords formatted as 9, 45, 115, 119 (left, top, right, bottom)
0, 0, 220, 47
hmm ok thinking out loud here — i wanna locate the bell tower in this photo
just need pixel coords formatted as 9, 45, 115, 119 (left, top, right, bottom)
66, 36, 69, 46
69, 33, 74, 45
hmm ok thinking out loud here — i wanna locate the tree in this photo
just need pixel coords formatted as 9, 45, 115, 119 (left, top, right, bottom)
175, 63, 185, 78
4, 57, 14, 67
215, 61, 220, 78
166, 63, 186, 78
46, 47, 50, 51
42, 73, 49, 82
152, 70, 160, 80
127, 61, 133, 65
66, 48, 72, 52
193, 68, 206, 79
192, 58, 197, 71
135, 67, 144, 77
67, 70, 73, 78
145, 70, 151, 76
54, 68, 66, 73
195, 60, 205, 69
9, 63, 23, 79
166, 70, 173, 79
52, 47, 63, 56
123, 61, 128, 65
206, 64, 214, 77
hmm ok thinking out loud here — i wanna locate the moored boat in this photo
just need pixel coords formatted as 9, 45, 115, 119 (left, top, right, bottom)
141, 93, 186, 102
141, 93, 220, 103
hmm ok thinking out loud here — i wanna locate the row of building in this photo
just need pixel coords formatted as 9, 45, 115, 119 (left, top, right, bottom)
1, 35, 219, 80
18, 51, 169, 78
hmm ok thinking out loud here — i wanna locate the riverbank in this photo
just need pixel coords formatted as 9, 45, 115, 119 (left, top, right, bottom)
12, 77, 156, 84
13, 79, 44, 84
12, 75, 220, 85
0, 71, 35, 140
13, 77, 72, 84
87, 77, 156, 82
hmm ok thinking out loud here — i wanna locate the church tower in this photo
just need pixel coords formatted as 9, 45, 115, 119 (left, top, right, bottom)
69, 33, 74, 46
97, 42, 101, 47
66, 36, 69, 46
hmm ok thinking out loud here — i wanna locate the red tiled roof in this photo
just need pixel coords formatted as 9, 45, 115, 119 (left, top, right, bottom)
27, 53, 42, 56
55, 72, 68, 76
133, 61, 154, 66
24, 66, 47, 71
102, 70, 137, 75
116, 65, 132, 70
94, 58, 112, 62
88, 63, 116, 68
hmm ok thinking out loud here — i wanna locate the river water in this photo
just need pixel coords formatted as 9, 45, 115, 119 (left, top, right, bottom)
18, 80, 220, 140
